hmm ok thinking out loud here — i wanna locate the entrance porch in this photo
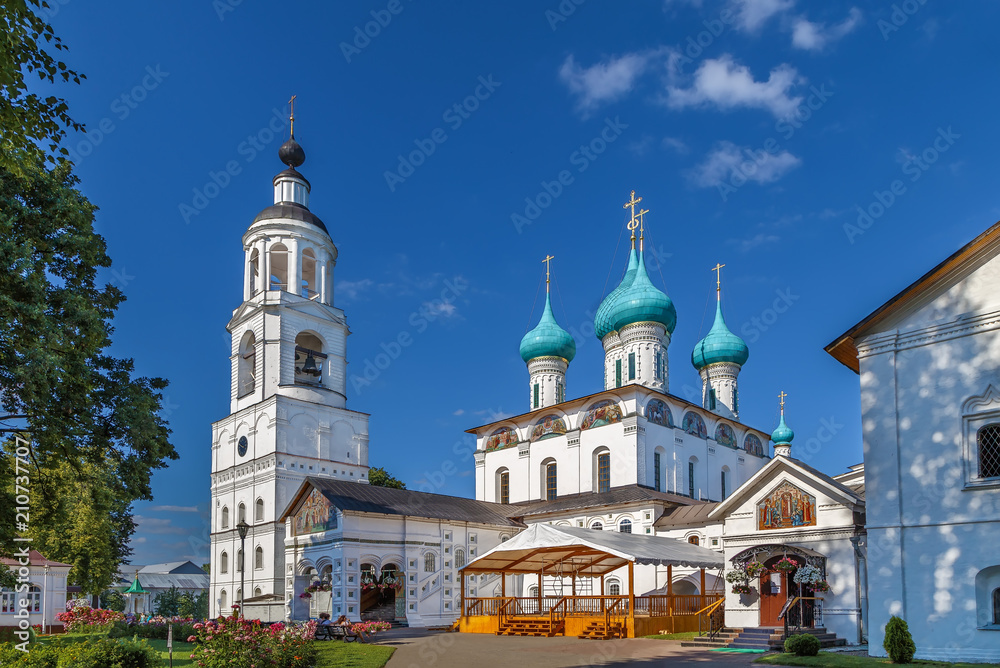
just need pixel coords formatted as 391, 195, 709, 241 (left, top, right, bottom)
459, 524, 726, 639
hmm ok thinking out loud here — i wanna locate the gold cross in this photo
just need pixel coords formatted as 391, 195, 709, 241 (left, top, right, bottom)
542, 255, 555, 292
623, 190, 648, 247
288, 94, 297, 137
779, 391, 787, 412
712, 263, 726, 295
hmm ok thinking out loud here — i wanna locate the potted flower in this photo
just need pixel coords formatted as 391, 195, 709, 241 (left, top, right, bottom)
744, 561, 765, 578
775, 556, 799, 572
731, 583, 753, 596
793, 564, 830, 593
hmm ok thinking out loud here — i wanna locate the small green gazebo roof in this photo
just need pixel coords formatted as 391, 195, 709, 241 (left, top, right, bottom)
124, 576, 148, 594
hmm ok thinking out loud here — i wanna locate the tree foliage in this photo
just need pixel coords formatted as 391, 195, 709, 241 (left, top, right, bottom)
154, 586, 182, 617
179, 590, 209, 620
0, 153, 177, 594
1, 0, 86, 173
100, 589, 126, 613
884, 615, 916, 663
368, 466, 405, 489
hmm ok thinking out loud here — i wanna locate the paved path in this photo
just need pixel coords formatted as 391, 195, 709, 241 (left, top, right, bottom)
377, 629, 762, 668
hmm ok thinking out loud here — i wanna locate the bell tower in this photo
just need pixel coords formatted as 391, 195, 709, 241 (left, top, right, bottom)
210, 101, 371, 620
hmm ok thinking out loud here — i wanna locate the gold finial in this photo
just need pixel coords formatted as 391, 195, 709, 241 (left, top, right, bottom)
712, 263, 726, 299
288, 94, 297, 137
779, 391, 787, 414
542, 254, 555, 293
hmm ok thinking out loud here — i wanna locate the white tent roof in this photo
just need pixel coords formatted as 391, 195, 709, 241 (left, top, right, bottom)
463, 524, 724, 577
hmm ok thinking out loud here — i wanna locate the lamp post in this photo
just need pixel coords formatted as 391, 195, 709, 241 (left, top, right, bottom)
237, 520, 250, 619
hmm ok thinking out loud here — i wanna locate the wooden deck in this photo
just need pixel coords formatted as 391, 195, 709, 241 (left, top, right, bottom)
459, 594, 723, 639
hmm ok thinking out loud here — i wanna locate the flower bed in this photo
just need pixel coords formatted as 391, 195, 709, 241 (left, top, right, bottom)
189, 614, 316, 668
55, 606, 125, 633
108, 615, 199, 640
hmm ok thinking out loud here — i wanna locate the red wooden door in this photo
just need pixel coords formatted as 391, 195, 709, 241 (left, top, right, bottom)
759, 570, 787, 626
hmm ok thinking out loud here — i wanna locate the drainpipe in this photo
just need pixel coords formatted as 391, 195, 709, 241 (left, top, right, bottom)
850, 534, 868, 644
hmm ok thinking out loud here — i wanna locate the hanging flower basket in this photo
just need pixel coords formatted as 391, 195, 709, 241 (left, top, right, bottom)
731, 583, 754, 596
298, 592, 312, 599
775, 557, 799, 572
744, 561, 766, 578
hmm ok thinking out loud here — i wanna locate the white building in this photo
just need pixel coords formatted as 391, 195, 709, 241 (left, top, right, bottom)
209, 131, 370, 618
827, 221, 1000, 661
0, 550, 71, 632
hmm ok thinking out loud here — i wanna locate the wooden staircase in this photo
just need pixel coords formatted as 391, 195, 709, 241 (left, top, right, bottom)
577, 620, 626, 640
496, 616, 564, 637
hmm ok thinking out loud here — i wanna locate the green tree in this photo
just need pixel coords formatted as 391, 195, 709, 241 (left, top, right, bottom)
368, 466, 406, 489
0, 154, 177, 595
178, 591, 208, 620
884, 615, 916, 663
0, 0, 85, 173
100, 589, 126, 613
154, 586, 182, 617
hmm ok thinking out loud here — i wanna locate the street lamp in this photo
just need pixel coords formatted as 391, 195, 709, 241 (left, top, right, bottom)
236, 520, 250, 619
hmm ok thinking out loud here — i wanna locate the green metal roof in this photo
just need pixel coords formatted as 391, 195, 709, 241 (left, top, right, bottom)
594, 249, 639, 340
771, 414, 794, 445
691, 299, 749, 369
124, 576, 147, 594
519, 293, 576, 363
607, 251, 677, 334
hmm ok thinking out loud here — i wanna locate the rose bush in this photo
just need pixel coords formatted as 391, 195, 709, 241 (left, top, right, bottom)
189, 613, 316, 668
55, 606, 125, 633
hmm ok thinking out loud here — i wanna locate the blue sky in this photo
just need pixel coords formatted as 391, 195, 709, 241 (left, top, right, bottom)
39, 0, 1000, 565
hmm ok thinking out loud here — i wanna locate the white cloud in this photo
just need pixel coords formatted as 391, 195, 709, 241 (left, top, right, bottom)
453, 409, 465, 416
691, 141, 801, 187
628, 135, 656, 156
134, 515, 188, 535
666, 55, 803, 119
422, 301, 458, 318
559, 51, 658, 115
148, 505, 199, 513
662, 137, 689, 154
732, 232, 781, 252
337, 279, 374, 302
732, 0, 795, 32
792, 8, 862, 50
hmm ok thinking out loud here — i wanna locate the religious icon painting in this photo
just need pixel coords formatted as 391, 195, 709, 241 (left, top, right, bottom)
757, 481, 817, 531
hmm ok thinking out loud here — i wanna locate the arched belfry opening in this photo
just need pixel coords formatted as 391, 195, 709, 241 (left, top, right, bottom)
295, 332, 326, 385
269, 243, 288, 291
238, 331, 256, 397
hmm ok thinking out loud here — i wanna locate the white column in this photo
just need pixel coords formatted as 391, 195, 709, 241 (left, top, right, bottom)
259, 239, 270, 291
243, 247, 252, 301
326, 261, 334, 305
288, 238, 300, 296
319, 259, 328, 304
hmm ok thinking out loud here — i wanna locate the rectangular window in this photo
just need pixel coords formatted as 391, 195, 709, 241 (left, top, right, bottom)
598, 453, 610, 493
499, 472, 510, 505
654, 453, 661, 492
721, 471, 728, 499
628, 353, 636, 381
546, 463, 557, 501
688, 462, 696, 499
733, 391, 738, 415
709, 388, 717, 410
654, 354, 661, 380
556, 381, 564, 403
533, 383, 539, 409
615, 360, 622, 388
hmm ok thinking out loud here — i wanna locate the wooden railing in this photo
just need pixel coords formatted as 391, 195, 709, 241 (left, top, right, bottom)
463, 594, 723, 620
511, 596, 562, 615
604, 597, 626, 631
497, 598, 514, 633
548, 597, 567, 630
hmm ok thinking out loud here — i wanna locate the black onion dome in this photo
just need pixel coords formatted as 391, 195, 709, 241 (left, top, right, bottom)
253, 202, 328, 235
278, 136, 305, 168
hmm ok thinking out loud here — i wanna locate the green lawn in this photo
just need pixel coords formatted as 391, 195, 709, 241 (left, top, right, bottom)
314, 641, 395, 668
145, 639, 197, 666
755, 651, 1000, 668
642, 631, 701, 640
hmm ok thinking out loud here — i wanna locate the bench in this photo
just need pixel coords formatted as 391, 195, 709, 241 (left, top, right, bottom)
315, 624, 364, 642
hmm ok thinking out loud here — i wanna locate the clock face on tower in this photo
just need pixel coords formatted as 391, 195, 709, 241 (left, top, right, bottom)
238, 436, 248, 457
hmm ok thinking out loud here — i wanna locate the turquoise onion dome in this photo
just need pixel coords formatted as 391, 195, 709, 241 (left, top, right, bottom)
594, 249, 639, 340
607, 251, 677, 334
520, 293, 577, 363
691, 299, 750, 370
771, 414, 794, 445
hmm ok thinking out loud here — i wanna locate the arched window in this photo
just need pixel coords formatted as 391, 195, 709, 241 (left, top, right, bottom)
455, 549, 466, 569
255, 498, 264, 522
255, 546, 264, 570
545, 461, 558, 501
424, 553, 436, 573
238, 331, 256, 397
619, 519, 632, 534
220, 590, 227, 611
301, 248, 318, 298
653, 449, 663, 492
254, 587, 262, 597
249, 249, 260, 295
497, 469, 510, 505
220, 551, 229, 574
221, 506, 230, 530
323, 565, 334, 581
236, 549, 244, 573
688, 535, 700, 546
607, 579, 621, 596
978, 425, 1000, 478
721, 468, 730, 500
994, 587, 1000, 624
295, 332, 326, 385
596, 450, 611, 493
269, 243, 288, 290
528, 585, 539, 598
236, 588, 242, 606
238, 503, 246, 524
688, 457, 699, 499
591, 521, 603, 530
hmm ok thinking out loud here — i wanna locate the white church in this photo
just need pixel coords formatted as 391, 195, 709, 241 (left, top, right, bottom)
207, 115, 999, 660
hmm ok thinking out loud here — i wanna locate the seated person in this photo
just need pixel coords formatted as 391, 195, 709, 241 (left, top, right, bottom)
318, 613, 333, 626
335, 615, 350, 627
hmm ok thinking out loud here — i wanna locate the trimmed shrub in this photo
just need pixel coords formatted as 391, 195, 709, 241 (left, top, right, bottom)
884, 615, 916, 664
0, 627, 36, 644
783, 633, 821, 656
48, 636, 162, 668
0, 643, 58, 668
